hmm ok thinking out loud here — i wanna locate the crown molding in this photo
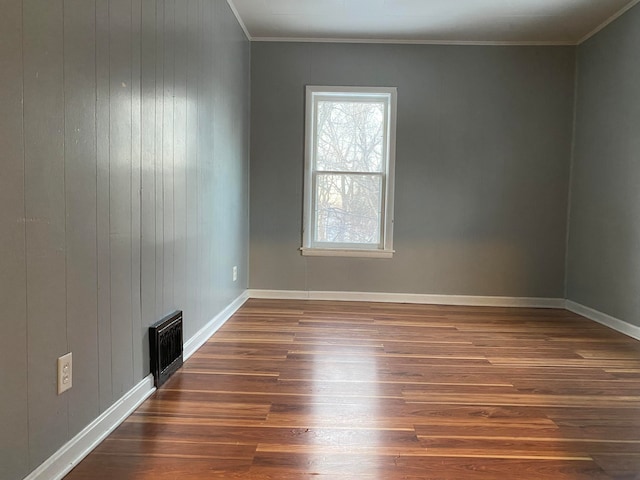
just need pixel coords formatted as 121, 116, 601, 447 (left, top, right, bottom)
228, 0, 640, 47
250, 36, 576, 46
226, 0, 252, 41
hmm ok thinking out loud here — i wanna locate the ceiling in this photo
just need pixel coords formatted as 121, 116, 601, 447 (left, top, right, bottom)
228, 0, 639, 45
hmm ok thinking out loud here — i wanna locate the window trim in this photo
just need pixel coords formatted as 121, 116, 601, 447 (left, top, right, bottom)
302, 86, 397, 258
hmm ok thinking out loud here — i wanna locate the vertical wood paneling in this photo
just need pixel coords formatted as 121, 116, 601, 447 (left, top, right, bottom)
64, 0, 99, 437
109, 0, 134, 398
213, 0, 233, 310
184, 0, 200, 338
206, 0, 216, 317
238, 6, 251, 294
194, 0, 205, 329
95, 0, 113, 413
0, 0, 28, 478
173, 0, 188, 325
216, 0, 250, 304
131, 0, 144, 382
194, 0, 205, 331
154, 0, 165, 320
197, 0, 215, 325
162, 0, 176, 314
23, 0, 68, 467
140, 0, 157, 376
211, 0, 225, 313
1, 1, 251, 475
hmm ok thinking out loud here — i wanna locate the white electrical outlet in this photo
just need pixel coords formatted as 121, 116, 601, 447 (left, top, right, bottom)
57, 352, 72, 395
233, 266, 238, 282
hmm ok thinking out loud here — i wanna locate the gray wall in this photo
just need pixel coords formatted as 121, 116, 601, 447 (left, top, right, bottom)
567, 4, 640, 326
0, 0, 250, 478
250, 42, 575, 297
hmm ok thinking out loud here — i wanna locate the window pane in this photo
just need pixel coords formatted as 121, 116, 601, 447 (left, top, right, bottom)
314, 174, 382, 244
316, 101, 385, 173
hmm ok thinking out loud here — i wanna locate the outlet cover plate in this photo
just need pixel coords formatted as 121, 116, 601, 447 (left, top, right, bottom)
57, 352, 72, 395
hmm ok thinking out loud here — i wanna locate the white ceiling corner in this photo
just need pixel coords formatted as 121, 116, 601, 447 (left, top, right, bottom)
577, 0, 640, 43
226, 0, 640, 45
226, 0, 252, 40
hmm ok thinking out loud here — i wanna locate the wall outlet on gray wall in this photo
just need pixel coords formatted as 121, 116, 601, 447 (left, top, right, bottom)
57, 352, 72, 395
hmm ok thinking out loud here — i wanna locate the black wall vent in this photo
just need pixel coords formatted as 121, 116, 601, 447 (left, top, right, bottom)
149, 311, 183, 388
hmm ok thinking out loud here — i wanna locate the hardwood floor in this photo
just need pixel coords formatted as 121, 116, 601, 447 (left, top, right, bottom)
65, 299, 640, 479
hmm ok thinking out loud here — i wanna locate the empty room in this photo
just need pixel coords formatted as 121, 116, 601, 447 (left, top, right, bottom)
2, 0, 640, 479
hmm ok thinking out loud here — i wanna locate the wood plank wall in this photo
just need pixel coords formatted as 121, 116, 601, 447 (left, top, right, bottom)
0, 1, 250, 478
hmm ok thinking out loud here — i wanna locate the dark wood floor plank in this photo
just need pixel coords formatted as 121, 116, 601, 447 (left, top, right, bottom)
65, 299, 640, 479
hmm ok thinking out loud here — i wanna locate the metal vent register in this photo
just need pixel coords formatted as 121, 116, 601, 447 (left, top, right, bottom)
149, 311, 183, 387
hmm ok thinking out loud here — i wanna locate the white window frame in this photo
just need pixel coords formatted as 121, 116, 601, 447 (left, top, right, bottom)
301, 86, 397, 258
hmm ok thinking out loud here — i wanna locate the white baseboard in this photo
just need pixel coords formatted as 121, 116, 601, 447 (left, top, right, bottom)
566, 300, 640, 341
183, 291, 250, 360
247, 289, 565, 309
23, 291, 250, 480
24, 374, 155, 480
248, 291, 640, 340
22, 292, 638, 480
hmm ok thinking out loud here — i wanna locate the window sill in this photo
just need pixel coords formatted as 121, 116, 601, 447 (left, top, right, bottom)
300, 248, 394, 259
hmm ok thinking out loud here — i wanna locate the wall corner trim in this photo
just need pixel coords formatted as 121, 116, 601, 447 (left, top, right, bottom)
23, 375, 156, 480
183, 291, 250, 360
247, 289, 565, 309
565, 300, 640, 341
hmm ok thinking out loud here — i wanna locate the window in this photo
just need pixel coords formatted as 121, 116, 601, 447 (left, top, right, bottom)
302, 86, 397, 258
